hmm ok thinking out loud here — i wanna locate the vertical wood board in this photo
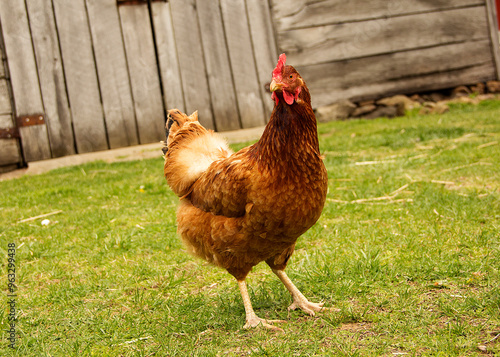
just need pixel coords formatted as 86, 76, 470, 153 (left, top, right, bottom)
0, 1, 43, 114
87, 0, 139, 148
246, 0, 277, 120
485, 0, 500, 78
151, 2, 185, 113
0, 79, 11, 114
0, 114, 21, 166
119, 4, 165, 144
0, 0, 51, 161
169, 0, 214, 129
197, 0, 240, 131
26, 0, 75, 157
0, 114, 15, 127
0, 54, 4, 77
220, 0, 265, 129
53, 0, 108, 153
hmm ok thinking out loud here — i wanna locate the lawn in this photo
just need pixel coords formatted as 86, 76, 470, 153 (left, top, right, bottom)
0, 100, 499, 356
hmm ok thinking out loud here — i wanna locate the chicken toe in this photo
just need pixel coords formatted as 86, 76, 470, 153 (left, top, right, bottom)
288, 299, 324, 316
238, 280, 285, 332
243, 315, 285, 332
272, 269, 334, 316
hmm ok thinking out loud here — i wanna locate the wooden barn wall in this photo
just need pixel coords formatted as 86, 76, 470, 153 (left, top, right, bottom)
0, 0, 277, 165
271, 0, 500, 108
1, 0, 500, 168
0, 25, 22, 172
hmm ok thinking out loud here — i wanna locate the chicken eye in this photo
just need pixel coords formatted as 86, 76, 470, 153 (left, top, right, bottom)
289, 74, 294, 79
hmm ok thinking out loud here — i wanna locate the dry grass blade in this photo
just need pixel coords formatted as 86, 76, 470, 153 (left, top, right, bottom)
17, 210, 63, 223
355, 160, 396, 166
363, 198, 413, 205
477, 141, 498, 149
430, 180, 455, 185
409, 153, 428, 161
116, 336, 152, 346
452, 133, 478, 142
389, 184, 410, 196
328, 198, 349, 203
488, 332, 500, 343
328, 188, 414, 204
328, 183, 415, 205
440, 162, 492, 173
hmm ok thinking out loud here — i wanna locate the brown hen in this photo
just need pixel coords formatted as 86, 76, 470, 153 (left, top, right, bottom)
163, 54, 329, 331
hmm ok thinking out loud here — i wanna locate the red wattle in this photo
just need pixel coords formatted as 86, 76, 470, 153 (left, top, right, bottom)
283, 90, 294, 105
271, 92, 279, 105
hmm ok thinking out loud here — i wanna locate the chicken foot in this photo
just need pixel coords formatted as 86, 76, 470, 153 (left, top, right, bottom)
273, 269, 333, 316
237, 280, 285, 332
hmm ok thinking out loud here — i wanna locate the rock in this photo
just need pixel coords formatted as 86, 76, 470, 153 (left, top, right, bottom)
358, 99, 375, 107
470, 82, 485, 94
446, 96, 480, 105
451, 85, 471, 98
315, 100, 356, 122
363, 105, 398, 119
410, 94, 425, 104
428, 92, 446, 102
486, 80, 500, 93
433, 102, 450, 114
476, 93, 496, 101
377, 95, 419, 109
352, 104, 377, 117
376, 94, 419, 116
419, 101, 449, 115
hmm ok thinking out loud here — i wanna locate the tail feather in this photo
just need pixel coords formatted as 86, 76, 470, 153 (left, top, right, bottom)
162, 109, 198, 155
163, 109, 232, 197
161, 117, 175, 154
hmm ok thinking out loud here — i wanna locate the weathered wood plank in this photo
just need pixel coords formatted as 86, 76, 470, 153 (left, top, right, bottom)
272, 0, 485, 31
0, 79, 11, 115
220, 0, 266, 129
297, 40, 496, 107
119, 4, 165, 144
26, 0, 75, 158
53, 0, 108, 153
0, 0, 51, 161
197, 0, 240, 131
485, 0, 500, 78
246, 0, 277, 120
169, 0, 214, 129
0, 114, 15, 127
87, 0, 139, 148
280, 6, 491, 67
0, 26, 7, 80
151, 2, 185, 113
0, 114, 21, 166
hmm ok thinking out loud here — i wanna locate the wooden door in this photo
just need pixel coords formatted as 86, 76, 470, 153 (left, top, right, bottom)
0, 0, 278, 170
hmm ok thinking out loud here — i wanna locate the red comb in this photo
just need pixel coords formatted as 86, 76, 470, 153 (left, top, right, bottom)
272, 53, 286, 79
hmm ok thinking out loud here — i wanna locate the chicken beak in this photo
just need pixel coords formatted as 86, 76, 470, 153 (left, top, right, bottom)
270, 79, 282, 92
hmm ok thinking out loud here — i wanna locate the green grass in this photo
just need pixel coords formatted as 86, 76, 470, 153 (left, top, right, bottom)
1, 100, 499, 356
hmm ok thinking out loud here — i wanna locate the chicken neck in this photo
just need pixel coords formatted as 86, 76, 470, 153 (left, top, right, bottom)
251, 99, 321, 174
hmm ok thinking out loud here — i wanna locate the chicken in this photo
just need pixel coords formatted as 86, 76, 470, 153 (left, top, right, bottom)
163, 53, 329, 331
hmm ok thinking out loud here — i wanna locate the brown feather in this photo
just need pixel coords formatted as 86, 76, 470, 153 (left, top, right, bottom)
164, 68, 327, 281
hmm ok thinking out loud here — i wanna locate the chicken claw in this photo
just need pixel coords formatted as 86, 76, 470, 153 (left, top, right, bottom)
243, 316, 285, 332
238, 280, 285, 332
273, 269, 338, 316
288, 299, 324, 316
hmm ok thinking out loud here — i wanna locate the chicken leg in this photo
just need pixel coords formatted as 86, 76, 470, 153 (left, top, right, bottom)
237, 280, 285, 331
272, 269, 331, 316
